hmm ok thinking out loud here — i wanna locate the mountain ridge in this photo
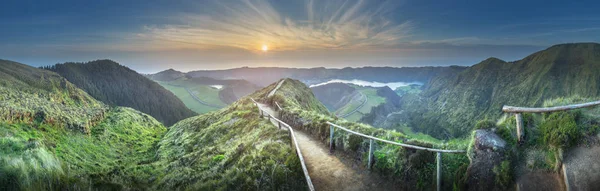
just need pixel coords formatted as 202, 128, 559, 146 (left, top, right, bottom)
46, 60, 196, 126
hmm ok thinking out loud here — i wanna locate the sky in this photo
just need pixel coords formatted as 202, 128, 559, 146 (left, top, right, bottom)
1, 0, 599, 73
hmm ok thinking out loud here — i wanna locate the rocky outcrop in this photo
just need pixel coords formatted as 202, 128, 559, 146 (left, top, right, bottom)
467, 129, 510, 191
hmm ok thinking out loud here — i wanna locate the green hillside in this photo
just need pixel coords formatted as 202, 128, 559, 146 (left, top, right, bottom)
403, 43, 600, 138
153, 76, 261, 114
46, 60, 196, 126
261, 79, 470, 190
0, 60, 166, 190
156, 81, 225, 114
154, 97, 306, 190
0, 60, 306, 190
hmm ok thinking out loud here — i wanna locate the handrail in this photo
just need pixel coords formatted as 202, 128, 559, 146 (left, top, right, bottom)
502, 100, 600, 144
502, 100, 600, 113
250, 98, 315, 191
326, 122, 466, 153
275, 101, 283, 111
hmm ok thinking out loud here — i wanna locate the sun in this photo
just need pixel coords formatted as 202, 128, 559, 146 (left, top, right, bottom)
262, 45, 268, 52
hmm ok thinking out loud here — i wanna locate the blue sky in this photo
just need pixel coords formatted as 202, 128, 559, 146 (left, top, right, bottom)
1, 0, 599, 73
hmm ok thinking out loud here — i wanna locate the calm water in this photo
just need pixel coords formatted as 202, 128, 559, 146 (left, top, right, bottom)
309, 79, 421, 90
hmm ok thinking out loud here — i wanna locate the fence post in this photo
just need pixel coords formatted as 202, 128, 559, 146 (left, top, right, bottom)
278, 121, 281, 129
330, 125, 334, 153
515, 113, 524, 143
368, 139, 374, 170
436, 152, 442, 191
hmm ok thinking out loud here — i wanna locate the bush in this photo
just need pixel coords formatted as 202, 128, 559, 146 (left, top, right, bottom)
475, 119, 496, 129
493, 160, 512, 188
540, 112, 579, 148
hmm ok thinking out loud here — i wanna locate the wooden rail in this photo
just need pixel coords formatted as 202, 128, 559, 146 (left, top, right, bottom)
327, 122, 464, 191
502, 100, 600, 143
251, 99, 315, 191
502, 100, 600, 113
329, 122, 465, 191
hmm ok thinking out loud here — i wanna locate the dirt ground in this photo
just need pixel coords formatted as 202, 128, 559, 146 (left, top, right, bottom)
563, 141, 600, 191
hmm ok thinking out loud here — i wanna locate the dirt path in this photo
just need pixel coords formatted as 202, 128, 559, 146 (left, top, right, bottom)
256, 102, 399, 191
268, 79, 286, 97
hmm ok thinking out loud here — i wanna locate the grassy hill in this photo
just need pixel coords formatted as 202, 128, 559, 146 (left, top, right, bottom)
402, 43, 600, 138
154, 97, 306, 190
152, 75, 261, 114
0, 60, 167, 190
0, 60, 306, 190
46, 60, 196, 126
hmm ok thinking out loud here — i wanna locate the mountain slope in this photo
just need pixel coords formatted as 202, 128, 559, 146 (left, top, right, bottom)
46, 60, 196, 126
153, 75, 262, 113
404, 43, 600, 138
146, 68, 185, 81
261, 78, 469, 190
0, 60, 166, 190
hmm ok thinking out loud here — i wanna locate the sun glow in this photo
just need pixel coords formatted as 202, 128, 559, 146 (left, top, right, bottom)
262, 45, 268, 52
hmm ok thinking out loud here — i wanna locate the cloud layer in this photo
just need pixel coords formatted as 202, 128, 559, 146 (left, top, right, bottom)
141, 0, 411, 52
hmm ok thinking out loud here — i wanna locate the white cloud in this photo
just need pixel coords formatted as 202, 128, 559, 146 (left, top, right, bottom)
140, 0, 411, 52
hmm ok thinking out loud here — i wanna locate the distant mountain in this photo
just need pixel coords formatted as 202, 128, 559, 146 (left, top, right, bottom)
147, 68, 185, 81
178, 66, 467, 86
0, 60, 166, 190
46, 60, 196, 126
402, 43, 600, 138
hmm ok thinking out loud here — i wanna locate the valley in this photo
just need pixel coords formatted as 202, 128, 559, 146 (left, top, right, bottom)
3, 43, 600, 190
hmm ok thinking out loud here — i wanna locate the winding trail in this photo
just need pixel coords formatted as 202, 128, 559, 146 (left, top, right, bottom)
256, 102, 400, 191
268, 79, 286, 97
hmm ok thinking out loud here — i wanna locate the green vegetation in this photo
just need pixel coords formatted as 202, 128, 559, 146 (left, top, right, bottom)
326, 85, 387, 122
45, 60, 196, 126
156, 81, 224, 113
402, 43, 600, 139
155, 98, 306, 190
1, 60, 305, 190
394, 84, 422, 96
153, 76, 262, 114
540, 112, 580, 148
492, 160, 512, 189
261, 79, 470, 190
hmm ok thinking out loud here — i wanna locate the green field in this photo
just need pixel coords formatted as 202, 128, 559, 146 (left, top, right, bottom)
157, 81, 226, 114
339, 85, 387, 122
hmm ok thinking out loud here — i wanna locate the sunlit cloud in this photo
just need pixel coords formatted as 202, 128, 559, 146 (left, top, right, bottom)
140, 0, 412, 52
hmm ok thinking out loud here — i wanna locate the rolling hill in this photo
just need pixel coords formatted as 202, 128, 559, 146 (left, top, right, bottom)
0, 60, 306, 190
0, 60, 167, 190
45, 60, 196, 126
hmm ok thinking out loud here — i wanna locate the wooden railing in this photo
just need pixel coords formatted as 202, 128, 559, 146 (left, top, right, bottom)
251, 99, 315, 191
502, 100, 600, 143
327, 122, 466, 191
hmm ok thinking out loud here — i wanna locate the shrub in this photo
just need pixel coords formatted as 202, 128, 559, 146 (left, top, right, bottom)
540, 112, 579, 148
492, 160, 512, 188
475, 119, 496, 129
